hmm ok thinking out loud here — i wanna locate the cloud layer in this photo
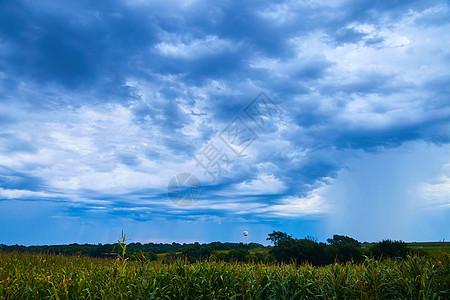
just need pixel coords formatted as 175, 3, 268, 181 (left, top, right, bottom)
0, 0, 449, 244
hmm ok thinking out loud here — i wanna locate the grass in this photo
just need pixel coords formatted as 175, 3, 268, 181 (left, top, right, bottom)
0, 251, 449, 299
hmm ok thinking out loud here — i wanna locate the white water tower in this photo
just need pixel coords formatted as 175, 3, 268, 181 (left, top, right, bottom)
243, 230, 248, 244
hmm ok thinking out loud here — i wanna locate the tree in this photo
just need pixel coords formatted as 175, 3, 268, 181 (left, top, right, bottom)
268, 232, 365, 265
327, 235, 360, 247
269, 238, 329, 265
266, 231, 293, 246
326, 235, 362, 262
370, 240, 408, 259
181, 246, 212, 262
226, 249, 250, 262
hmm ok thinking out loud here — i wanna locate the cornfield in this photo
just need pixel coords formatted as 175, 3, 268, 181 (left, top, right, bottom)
0, 251, 448, 299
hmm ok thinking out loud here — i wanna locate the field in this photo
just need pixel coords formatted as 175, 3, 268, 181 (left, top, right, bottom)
1, 251, 449, 299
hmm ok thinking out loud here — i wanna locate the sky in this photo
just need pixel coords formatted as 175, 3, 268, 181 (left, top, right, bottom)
0, 0, 449, 246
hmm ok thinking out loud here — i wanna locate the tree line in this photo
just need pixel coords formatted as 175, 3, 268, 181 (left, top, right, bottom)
266, 231, 412, 266
0, 231, 416, 265
0, 241, 265, 259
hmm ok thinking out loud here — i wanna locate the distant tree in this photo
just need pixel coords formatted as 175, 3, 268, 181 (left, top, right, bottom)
269, 238, 328, 265
0, 240, 267, 259
266, 231, 293, 246
162, 251, 178, 264
326, 235, 362, 262
181, 246, 212, 262
370, 240, 408, 259
296, 239, 329, 266
215, 251, 228, 261
305, 235, 318, 242
267, 232, 366, 265
245, 253, 259, 262
327, 235, 360, 247
226, 249, 250, 262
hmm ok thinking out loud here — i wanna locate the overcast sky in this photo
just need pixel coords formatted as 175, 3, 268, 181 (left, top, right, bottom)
0, 0, 449, 245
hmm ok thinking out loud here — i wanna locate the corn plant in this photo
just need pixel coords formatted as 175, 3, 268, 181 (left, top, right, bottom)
115, 230, 129, 276
0, 251, 449, 299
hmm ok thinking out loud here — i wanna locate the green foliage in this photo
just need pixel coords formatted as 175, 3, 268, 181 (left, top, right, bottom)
408, 247, 429, 258
327, 235, 362, 263
269, 233, 363, 266
181, 246, 212, 263
269, 233, 422, 266
162, 251, 178, 264
327, 235, 360, 247
370, 239, 409, 259
213, 249, 251, 262
0, 252, 448, 298
270, 238, 329, 265
0, 241, 266, 258
266, 231, 293, 246
130, 251, 158, 262
116, 231, 129, 276
226, 249, 250, 262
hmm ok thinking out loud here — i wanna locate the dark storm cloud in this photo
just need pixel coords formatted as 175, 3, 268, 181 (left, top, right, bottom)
0, 0, 449, 227
0, 0, 157, 100
0, 166, 45, 191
